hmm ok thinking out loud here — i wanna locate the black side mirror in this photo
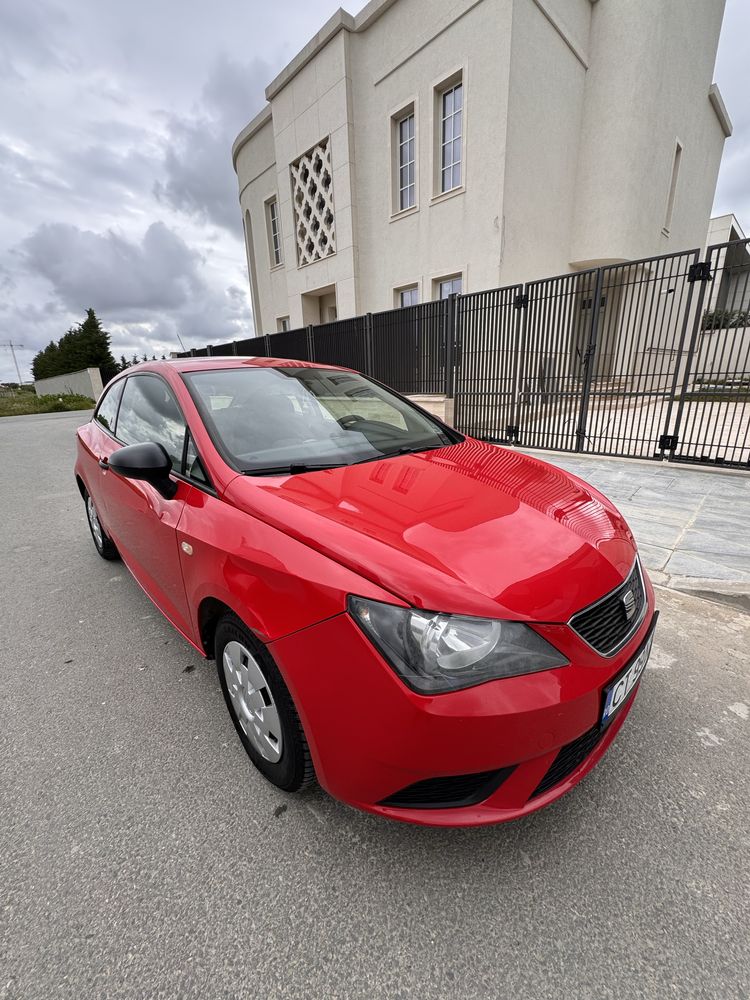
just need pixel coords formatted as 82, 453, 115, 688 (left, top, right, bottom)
107, 442, 177, 499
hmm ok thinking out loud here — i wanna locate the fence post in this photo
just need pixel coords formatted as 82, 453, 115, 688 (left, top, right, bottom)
207, 345, 213, 357
306, 325, 315, 361
232, 341, 238, 356
364, 313, 373, 376
264, 335, 272, 357
574, 268, 604, 452
445, 295, 457, 398
665, 250, 714, 461
506, 284, 528, 443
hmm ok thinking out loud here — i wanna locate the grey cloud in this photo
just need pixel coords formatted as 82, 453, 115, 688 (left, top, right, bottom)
21, 221, 205, 315
155, 55, 271, 234
0, 1, 70, 78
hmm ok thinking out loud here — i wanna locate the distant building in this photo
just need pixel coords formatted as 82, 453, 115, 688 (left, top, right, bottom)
707, 214, 749, 315
232, 0, 731, 334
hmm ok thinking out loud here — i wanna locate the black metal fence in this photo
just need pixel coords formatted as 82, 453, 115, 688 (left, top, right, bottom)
181, 304, 448, 395
177, 237, 750, 469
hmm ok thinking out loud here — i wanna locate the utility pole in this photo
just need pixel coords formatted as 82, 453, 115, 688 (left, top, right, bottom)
0, 341, 25, 385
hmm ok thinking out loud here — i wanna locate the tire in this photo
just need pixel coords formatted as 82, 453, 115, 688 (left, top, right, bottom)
84, 488, 119, 560
215, 614, 314, 793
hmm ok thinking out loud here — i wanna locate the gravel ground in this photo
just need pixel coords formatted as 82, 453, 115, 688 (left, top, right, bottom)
1, 410, 749, 1000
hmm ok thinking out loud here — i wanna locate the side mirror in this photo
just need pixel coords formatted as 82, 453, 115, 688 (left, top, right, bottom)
107, 442, 178, 499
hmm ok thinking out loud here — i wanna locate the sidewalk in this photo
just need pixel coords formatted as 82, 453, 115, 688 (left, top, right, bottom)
525, 449, 750, 610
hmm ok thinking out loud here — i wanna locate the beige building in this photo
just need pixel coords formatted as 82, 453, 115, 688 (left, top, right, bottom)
232, 0, 731, 335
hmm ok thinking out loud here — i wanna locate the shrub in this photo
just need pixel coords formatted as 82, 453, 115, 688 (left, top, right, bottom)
702, 308, 750, 330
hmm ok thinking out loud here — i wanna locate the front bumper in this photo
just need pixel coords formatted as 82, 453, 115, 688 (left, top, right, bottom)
269, 573, 656, 826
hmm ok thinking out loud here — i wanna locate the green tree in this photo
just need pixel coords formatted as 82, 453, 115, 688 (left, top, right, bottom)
31, 341, 61, 380
119, 355, 129, 372
30, 308, 118, 384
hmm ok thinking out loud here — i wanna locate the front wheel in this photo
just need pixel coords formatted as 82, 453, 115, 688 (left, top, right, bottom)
84, 489, 119, 560
215, 614, 314, 793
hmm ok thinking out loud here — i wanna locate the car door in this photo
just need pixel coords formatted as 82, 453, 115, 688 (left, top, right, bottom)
80, 376, 125, 524
99, 373, 192, 637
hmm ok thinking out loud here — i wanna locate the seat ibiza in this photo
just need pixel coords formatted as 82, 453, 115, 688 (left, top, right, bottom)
75, 358, 656, 826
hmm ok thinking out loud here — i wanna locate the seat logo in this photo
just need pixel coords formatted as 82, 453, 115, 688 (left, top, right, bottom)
621, 589, 636, 620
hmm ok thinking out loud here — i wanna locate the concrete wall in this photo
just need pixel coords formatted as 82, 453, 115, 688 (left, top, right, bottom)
500, 0, 590, 285
569, 0, 728, 267
34, 367, 103, 400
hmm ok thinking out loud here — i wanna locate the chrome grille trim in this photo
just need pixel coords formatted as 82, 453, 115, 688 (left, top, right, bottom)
568, 558, 648, 658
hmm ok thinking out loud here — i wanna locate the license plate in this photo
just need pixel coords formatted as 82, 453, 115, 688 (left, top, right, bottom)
601, 619, 656, 726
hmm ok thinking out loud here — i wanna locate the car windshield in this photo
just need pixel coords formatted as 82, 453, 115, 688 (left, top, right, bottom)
184, 366, 457, 474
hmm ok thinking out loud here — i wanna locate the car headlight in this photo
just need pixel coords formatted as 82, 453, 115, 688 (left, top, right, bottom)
348, 597, 569, 694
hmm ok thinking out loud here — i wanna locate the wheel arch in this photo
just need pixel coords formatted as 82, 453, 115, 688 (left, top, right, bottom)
198, 596, 259, 659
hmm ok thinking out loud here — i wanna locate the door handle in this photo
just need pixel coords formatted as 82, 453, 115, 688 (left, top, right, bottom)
98, 457, 109, 469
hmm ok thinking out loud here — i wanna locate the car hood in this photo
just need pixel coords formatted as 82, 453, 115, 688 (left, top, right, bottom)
223, 439, 637, 622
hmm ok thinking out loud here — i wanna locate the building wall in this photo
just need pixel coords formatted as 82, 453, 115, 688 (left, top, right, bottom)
569, 0, 728, 267
500, 0, 591, 285
234, 0, 729, 332
351, 0, 512, 311
236, 114, 282, 331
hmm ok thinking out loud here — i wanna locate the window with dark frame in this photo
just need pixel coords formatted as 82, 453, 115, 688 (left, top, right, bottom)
399, 286, 419, 307
438, 275, 462, 299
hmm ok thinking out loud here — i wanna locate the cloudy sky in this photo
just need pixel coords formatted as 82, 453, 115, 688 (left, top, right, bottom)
0, 0, 748, 382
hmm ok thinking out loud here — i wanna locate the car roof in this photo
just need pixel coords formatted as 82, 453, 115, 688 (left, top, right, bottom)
148, 357, 350, 374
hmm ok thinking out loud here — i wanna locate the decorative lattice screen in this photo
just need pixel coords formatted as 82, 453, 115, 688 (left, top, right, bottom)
290, 138, 336, 267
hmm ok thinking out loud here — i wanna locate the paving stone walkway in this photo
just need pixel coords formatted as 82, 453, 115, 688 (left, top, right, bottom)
525, 450, 750, 607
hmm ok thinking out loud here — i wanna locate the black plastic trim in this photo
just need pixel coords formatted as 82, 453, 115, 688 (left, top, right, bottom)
379, 766, 516, 810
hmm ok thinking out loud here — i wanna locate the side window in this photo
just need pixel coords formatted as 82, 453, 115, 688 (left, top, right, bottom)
184, 433, 209, 485
117, 375, 186, 472
94, 380, 125, 434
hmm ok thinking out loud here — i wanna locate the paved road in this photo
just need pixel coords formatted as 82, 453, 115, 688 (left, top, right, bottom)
2, 411, 749, 1000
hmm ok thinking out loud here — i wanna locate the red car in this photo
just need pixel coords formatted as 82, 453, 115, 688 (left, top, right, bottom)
75, 358, 656, 826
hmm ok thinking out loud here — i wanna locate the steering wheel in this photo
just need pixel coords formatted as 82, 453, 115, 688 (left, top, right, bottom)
337, 413, 366, 430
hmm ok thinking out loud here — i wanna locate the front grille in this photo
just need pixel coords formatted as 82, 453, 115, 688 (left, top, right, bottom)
531, 726, 602, 799
569, 560, 646, 656
379, 767, 516, 810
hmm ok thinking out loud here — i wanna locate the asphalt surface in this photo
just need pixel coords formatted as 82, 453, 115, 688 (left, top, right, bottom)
2, 410, 749, 1000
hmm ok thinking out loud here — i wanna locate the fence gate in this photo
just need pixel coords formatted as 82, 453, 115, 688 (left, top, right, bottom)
578, 249, 700, 460
514, 269, 600, 452
668, 237, 750, 467
452, 241, 750, 470
453, 285, 522, 440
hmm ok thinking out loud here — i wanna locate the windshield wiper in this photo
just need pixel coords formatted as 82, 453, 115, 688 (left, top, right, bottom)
244, 462, 349, 476
378, 444, 447, 459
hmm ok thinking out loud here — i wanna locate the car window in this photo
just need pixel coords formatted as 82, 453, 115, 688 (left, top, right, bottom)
184, 432, 209, 485
94, 380, 125, 434
184, 366, 457, 474
117, 375, 186, 472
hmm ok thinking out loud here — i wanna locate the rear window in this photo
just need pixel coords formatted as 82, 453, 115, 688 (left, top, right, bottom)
94, 380, 124, 434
